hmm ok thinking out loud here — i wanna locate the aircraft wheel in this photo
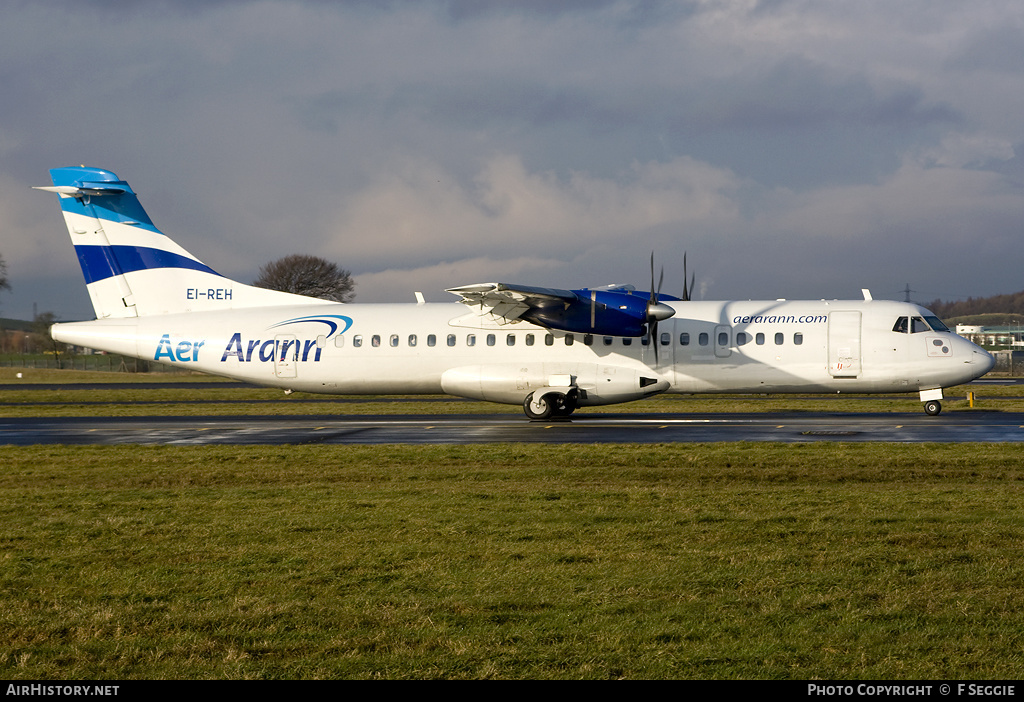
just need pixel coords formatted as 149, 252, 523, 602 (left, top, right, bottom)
923, 400, 942, 416
552, 393, 577, 417
523, 392, 555, 420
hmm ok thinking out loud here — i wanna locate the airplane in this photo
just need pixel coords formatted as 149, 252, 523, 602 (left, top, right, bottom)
36, 166, 995, 420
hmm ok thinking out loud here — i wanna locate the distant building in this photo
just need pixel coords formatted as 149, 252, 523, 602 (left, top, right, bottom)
956, 325, 1024, 349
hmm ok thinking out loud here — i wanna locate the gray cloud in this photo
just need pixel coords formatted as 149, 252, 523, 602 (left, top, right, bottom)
2, 0, 1023, 321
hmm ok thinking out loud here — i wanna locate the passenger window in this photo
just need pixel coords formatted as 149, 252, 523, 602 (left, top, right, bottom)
565, 334, 574, 346
507, 334, 516, 346
892, 317, 909, 334
603, 336, 614, 346
371, 335, 381, 347
718, 331, 728, 346
622, 337, 632, 346
680, 332, 690, 346
736, 332, 748, 346
486, 334, 495, 346
390, 334, 399, 347
525, 334, 535, 346
427, 334, 436, 347
316, 335, 326, 349
545, 334, 554, 346
756, 332, 765, 345
447, 334, 456, 347
408, 334, 417, 347
584, 334, 594, 346
641, 335, 650, 346
774, 332, 784, 345
794, 332, 803, 345
353, 335, 363, 348
660, 332, 670, 346
467, 334, 476, 347
333, 335, 343, 348
699, 332, 709, 346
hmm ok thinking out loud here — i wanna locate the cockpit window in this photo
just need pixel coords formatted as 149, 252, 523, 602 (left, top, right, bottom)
893, 316, 946, 334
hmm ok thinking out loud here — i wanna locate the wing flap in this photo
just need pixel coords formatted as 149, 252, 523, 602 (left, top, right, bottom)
447, 283, 579, 326
448, 282, 578, 304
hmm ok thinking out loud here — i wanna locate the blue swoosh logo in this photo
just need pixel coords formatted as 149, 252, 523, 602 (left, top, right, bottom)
268, 315, 353, 338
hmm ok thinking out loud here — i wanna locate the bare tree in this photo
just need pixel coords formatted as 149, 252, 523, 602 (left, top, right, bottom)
0, 255, 10, 349
0, 252, 10, 297
253, 254, 355, 303
33, 311, 65, 368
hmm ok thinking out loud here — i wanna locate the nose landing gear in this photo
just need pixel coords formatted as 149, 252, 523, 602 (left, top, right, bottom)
919, 388, 944, 416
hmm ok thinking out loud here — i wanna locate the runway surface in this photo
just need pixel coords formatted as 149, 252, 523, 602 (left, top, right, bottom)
3, 410, 1024, 444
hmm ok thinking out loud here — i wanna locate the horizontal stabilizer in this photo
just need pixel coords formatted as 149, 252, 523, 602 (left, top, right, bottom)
33, 184, 128, 197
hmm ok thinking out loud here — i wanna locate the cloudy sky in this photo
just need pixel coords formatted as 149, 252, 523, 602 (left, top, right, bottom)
2, 0, 1022, 321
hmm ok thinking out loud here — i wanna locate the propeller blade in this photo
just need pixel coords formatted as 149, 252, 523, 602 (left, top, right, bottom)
651, 320, 658, 364
684, 255, 692, 304
649, 253, 656, 303
648, 251, 669, 363
680, 251, 696, 302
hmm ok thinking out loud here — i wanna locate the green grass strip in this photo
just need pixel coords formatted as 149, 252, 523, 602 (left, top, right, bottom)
2, 443, 1024, 679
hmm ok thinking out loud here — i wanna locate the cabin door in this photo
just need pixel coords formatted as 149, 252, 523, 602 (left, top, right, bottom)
828, 311, 861, 377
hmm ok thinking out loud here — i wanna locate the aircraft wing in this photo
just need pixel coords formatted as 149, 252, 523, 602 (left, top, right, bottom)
447, 283, 579, 325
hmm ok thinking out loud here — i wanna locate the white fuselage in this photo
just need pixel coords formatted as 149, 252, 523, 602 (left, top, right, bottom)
52, 297, 993, 407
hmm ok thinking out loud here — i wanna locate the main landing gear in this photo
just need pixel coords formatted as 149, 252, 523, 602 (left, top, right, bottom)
923, 400, 942, 416
523, 391, 577, 420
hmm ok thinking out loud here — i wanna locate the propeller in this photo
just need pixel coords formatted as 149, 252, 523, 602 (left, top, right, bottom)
646, 253, 675, 363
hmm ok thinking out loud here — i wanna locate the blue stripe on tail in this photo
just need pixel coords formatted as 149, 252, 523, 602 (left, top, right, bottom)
48, 167, 223, 283
75, 245, 221, 284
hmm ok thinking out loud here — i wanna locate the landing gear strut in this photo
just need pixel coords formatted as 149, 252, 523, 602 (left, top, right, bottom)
523, 391, 577, 420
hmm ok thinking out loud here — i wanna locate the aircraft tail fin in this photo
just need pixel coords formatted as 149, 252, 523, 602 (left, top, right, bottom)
36, 167, 329, 319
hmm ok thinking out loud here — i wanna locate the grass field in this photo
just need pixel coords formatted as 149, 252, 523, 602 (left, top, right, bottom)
2, 371, 1024, 679
3, 444, 1024, 679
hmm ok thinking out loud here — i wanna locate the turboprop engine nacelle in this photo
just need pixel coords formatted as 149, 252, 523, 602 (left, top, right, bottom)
519, 288, 677, 337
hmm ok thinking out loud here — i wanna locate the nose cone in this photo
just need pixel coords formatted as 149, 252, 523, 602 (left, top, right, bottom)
958, 334, 995, 377
647, 302, 675, 322
975, 348, 996, 375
